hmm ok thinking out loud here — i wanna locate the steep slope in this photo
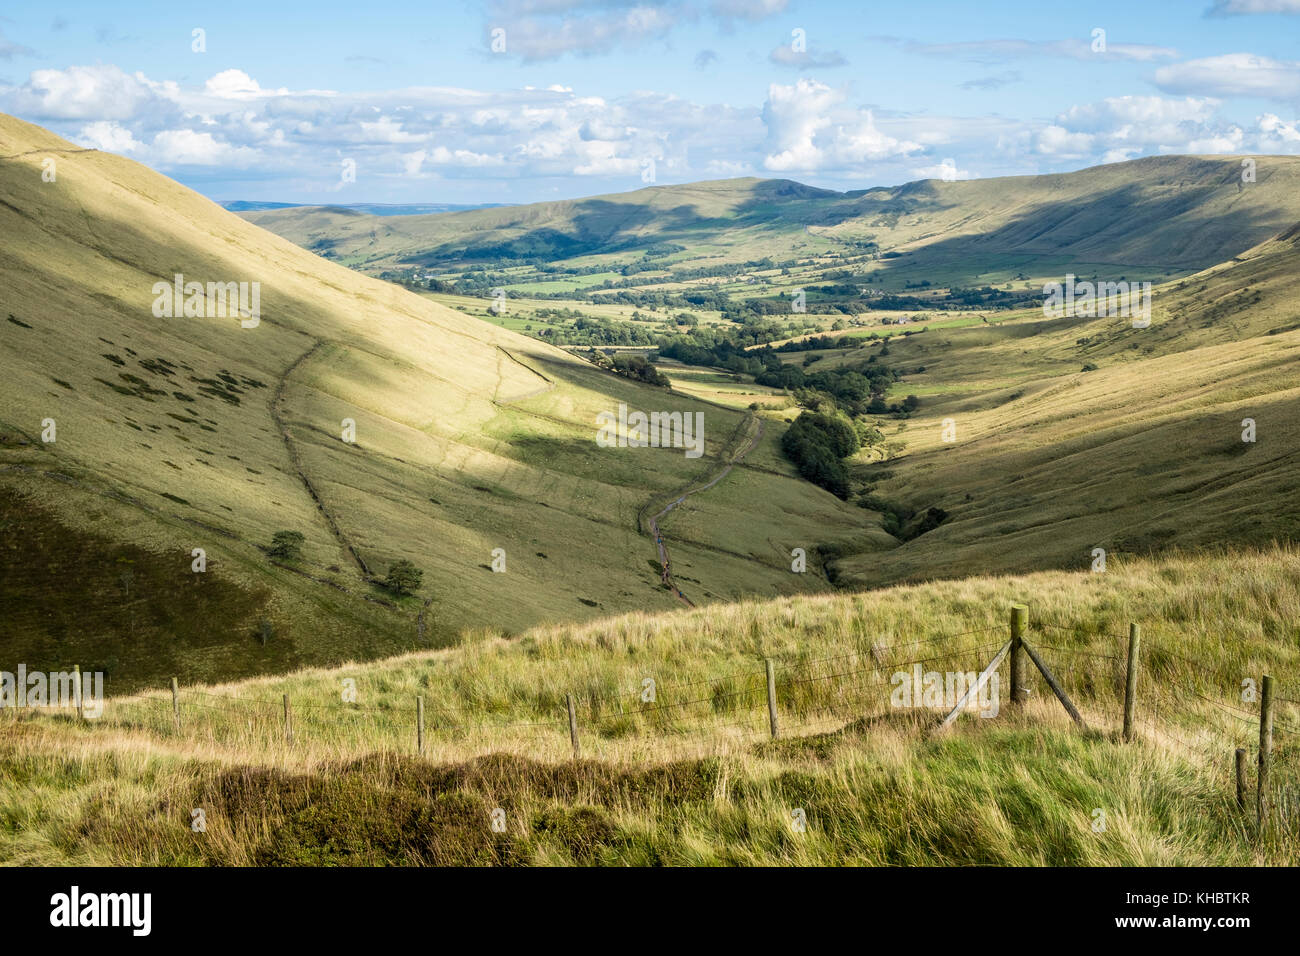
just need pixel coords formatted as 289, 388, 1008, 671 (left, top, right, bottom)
0, 113, 876, 691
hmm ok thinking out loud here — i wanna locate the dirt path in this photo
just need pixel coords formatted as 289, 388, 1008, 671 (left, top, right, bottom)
271, 340, 374, 581
648, 412, 764, 607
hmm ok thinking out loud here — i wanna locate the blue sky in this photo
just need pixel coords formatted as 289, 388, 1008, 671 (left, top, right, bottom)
2, 0, 1298, 203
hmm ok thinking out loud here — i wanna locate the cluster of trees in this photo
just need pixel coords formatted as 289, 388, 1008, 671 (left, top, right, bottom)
534, 314, 660, 346
585, 351, 671, 386
611, 353, 671, 386
780, 411, 859, 498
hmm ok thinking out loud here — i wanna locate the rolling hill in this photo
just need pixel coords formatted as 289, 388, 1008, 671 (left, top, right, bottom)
0, 112, 876, 693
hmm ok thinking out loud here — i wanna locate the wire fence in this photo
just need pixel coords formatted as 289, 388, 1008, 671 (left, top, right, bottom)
6, 613, 1295, 811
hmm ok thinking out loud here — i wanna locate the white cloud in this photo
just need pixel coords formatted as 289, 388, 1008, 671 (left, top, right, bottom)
1154, 53, 1300, 100
484, 2, 680, 62
769, 45, 847, 69
204, 69, 291, 100
1206, 0, 1300, 15
877, 35, 1177, 64
710, 0, 787, 19
151, 129, 259, 166
761, 79, 921, 172
9, 64, 164, 120
1035, 96, 1251, 160
911, 158, 972, 181
1257, 113, 1300, 151
76, 120, 142, 153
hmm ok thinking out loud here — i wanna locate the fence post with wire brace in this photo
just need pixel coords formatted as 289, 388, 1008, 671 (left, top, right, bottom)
1257, 674, 1273, 832
1009, 604, 1028, 708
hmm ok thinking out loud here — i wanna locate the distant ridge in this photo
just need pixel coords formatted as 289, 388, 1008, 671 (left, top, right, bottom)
219, 200, 514, 216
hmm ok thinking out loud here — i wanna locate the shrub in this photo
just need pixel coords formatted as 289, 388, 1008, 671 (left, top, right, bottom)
383, 559, 423, 596
268, 530, 305, 560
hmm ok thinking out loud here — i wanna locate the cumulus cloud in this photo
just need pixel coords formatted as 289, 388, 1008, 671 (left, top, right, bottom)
911, 158, 973, 181
151, 129, 260, 166
1035, 95, 1244, 160
1257, 112, 1300, 151
1154, 53, 1300, 101
204, 69, 290, 99
76, 120, 142, 153
761, 79, 922, 172
8, 63, 166, 120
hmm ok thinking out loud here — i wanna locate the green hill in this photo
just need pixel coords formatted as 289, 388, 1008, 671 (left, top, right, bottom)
0, 113, 875, 692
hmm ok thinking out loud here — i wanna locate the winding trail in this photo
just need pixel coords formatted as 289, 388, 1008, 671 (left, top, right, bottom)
647, 412, 764, 607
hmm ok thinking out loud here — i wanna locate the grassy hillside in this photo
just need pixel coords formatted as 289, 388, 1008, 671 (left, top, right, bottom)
0, 113, 875, 692
3, 546, 1296, 865
826, 223, 1300, 589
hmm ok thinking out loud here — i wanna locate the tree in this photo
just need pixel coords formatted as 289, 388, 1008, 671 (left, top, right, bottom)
383, 559, 423, 596
269, 530, 305, 560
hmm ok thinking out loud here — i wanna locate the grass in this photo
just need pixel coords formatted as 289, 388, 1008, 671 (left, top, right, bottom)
2, 544, 1296, 865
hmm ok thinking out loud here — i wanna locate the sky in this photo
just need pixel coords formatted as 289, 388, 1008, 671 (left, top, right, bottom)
1, 0, 1299, 204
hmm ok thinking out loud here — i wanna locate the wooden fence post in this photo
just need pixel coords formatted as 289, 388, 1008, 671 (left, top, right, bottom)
1235, 748, 1248, 811
567, 693, 579, 759
283, 693, 293, 745
1257, 675, 1273, 831
765, 658, 779, 739
416, 695, 425, 755
1020, 638, 1085, 727
73, 664, 84, 721
171, 677, 181, 733
1123, 623, 1141, 742
1009, 604, 1028, 707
